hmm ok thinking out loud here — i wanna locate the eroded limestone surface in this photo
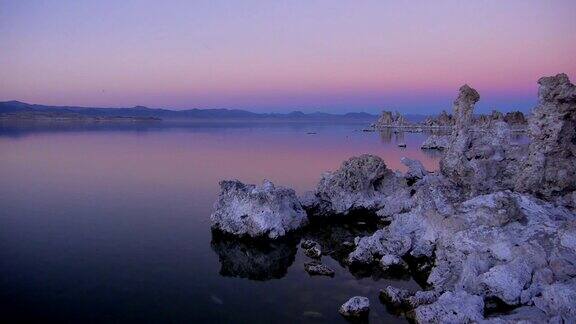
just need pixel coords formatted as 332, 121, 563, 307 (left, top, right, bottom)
211, 180, 308, 239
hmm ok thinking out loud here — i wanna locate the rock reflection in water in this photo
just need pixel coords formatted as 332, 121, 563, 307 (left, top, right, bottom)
211, 213, 419, 282
303, 213, 414, 281
210, 232, 298, 281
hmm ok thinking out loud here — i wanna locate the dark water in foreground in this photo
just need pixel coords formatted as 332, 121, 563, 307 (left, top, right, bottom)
0, 122, 441, 323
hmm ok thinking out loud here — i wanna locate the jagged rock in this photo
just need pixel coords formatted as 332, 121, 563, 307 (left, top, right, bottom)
532, 280, 576, 320
380, 286, 440, 309
304, 245, 322, 259
300, 239, 317, 249
401, 157, 428, 183
374, 111, 411, 128
380, 286, 413, 307
454, 84, 480, 130
211, 180, 308, 239
440, 83, 527, 195
413, 291, 485, 323
380, 253, 408, 270
304, 261, 335, 276
302, 154, 409, 216
210, 234, 297, 281
475, 110, 505, 126
423, 110, 454, 127
515, 73, 576, 207
481, 306, 550, 323
338, 296, 370, 317
504, 111, 527, 125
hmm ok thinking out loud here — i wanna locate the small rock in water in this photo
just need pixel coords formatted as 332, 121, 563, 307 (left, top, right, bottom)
339, 296, 370, 318
302, 310, 324, 319
210, 179, 308, 239
304, 261, 335, 276
304, 245, 322, 259
300, 239, 317, 249
398, 142, 407, 147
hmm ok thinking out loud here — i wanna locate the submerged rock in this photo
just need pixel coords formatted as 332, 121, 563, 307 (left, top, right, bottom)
339, 296, 370, 318
304, 261, 335, 276
302, 154, 408, 217
211, 180, 308, 239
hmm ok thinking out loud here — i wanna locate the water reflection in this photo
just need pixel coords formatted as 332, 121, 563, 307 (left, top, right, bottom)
210, 232, 298, 281
211, 214, 417, 283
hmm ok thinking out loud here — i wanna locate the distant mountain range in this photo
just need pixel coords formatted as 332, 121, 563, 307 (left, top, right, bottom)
0, 100, 389, 122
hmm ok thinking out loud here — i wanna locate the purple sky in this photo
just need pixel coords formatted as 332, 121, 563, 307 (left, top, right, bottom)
1, 0, 575, 114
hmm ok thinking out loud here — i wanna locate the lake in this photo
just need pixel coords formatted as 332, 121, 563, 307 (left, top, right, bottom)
0, 122, 441, 323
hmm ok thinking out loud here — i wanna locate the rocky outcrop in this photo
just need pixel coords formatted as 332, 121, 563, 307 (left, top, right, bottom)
352, 187, 576, 322
339, 296, 370, 318
374, 111, 411, 128
515, 73, 576, 208
211, 180, 308, 239
440, 121, 528, 196
504, 111, 527, 125
439, 83, 528, 196
475, 110, 505, 125
302, 154, 409, 216
401, 157, 428, 183
413, 291, 484, 323
344, 75, 576, 323
453, 84, 480, 130
423, 110, 454, 127
211, 73, 576, 323
304, 261, 335, 276
420, 134, 450, 150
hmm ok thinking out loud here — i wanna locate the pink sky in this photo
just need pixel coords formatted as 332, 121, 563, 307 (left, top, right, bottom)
0, 0, 575, 113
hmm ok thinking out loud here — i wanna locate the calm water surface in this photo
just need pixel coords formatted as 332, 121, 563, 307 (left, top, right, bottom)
0, 122, 440, 323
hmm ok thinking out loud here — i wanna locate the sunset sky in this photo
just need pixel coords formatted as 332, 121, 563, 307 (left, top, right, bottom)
1, 0, 575, 113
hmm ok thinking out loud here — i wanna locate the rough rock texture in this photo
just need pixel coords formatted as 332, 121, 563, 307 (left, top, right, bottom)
374, 111, 411, 128
454, 84, 480, 130
420, 134, 451, 150
211, 180, 308, 239
401, 157, 428, 183
304, 261, 335, 276
475, 110, 505, 126
440, 83, 527, 196
515, 73, 576, 207
302, 154, 409, 216
423, 110, 454, 127
338, 296, 370, 317
504, 111, 527, 125
413, 291, 485, 323
304, 245, 322, 259
380, 253, 408, 270
212, 74, 576, 323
